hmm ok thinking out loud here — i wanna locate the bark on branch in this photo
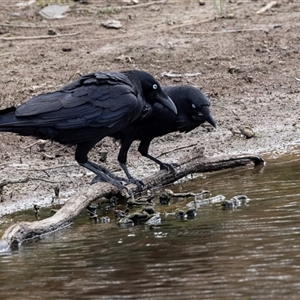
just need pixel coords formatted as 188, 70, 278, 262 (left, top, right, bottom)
0, 151, 264, 251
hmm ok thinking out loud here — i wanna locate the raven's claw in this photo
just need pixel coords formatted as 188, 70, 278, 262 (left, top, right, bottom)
160, 163, 178, 174
91, 174, 125, 190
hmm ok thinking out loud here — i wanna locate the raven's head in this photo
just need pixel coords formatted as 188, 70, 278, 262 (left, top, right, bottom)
124, 70, 177, 114
163, 85, 216, 133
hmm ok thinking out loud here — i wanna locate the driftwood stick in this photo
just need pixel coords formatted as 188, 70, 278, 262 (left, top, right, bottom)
0, 183, 119, 252
142, 153, 264, 189
0, 152, 264, 251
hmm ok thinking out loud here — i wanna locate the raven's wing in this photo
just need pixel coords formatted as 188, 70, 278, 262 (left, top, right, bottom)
14, 72, 145, 130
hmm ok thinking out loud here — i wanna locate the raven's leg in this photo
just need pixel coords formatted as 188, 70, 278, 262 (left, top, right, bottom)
138, 139, 178, 174
86, 160, 128, 182
118, 140, 144, 187
75, 142, 128, 188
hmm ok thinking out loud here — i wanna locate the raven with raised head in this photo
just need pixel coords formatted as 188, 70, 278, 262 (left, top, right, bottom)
112, 85, 216, 182
0, 70, 177, 188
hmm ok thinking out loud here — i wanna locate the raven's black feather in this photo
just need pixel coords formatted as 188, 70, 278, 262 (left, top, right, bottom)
112, 85, 216, 181
0, 70, 176, 188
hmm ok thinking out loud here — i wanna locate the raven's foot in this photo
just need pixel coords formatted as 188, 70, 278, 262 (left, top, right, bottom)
91, 173, 126, 190
127, 177, 144, 190
118, 162, 144, 190
159, 162, 179, 174
86, 161, 128, 182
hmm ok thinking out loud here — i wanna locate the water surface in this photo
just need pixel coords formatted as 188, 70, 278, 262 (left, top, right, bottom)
1, 149, 300, 299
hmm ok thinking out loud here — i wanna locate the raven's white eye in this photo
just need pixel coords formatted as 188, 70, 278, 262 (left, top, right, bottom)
153, 84, 158, 90
191, 103, 196, 109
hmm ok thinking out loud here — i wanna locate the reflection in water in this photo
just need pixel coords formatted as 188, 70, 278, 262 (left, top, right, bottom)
1, 150, 300, 299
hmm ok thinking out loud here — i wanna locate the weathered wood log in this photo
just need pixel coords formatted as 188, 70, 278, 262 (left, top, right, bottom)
0, 183, 119, 252
0, 151, 264, 251
142, 151, 264, 189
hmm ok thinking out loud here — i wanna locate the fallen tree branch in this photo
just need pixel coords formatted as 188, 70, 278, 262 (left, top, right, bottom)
0, 183, 118, 252
142, 152, 264, 189
0, 151, 264, 251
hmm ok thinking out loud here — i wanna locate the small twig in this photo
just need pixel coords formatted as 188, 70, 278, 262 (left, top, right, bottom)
157, 143, 198, 158
161, 71, 202, 78
164, 188, 209, 198
67, 71, 83, 82
162, 17, 216, 31
75, 0, 167, 12
19, 139, 47, 150
0, 21, 93, 29
185, 28, 268, 35
0, 178, 29, 188
154, 59, 180, 63
0, 52, 13, 57
30, 177, 61, 184
0, 177, 61, 188
120, 0, 166, 9
0, 23, 46, 28
0, 32, 80, 41
16, 164, 77, 172
256, 1, 278, 14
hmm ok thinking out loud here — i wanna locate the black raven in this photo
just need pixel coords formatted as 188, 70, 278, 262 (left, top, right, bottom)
0, 70, 177, 188
112, 85, 216, 182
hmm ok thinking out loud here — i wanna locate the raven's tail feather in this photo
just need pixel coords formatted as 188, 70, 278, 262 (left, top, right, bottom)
0, 106, 31, 135
0, 106, 18, 130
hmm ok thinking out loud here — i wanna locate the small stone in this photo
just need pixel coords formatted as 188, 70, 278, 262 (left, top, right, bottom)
159, 192, 171, 205
118, 217, 134, 227
99, 216, 110, 223
48, 29, 57, 36
239, 126, 255, 139
186, 208, 197, 219
62, 47, 72, 52
101, 19, 122, 29
176, 210, 187, 220
11, 12, 21, 18
146, 213, 161, 226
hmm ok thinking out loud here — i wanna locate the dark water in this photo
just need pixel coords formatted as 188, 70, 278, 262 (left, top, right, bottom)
1, 149, 300, 300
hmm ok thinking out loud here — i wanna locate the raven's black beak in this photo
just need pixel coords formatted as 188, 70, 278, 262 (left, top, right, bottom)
157, 94, 177, 114
206, 112, 216, 128
200, 106, 216, 128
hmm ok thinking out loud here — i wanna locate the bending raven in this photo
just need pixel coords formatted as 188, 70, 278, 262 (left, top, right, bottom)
112, 85, 216, 182
0, 70, 177, 188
